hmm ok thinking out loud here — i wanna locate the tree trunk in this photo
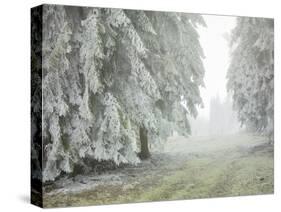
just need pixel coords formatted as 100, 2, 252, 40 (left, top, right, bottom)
139, 127, 150, 160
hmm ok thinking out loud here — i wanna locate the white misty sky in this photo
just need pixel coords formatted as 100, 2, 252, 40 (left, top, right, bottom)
196, 15, 236, 119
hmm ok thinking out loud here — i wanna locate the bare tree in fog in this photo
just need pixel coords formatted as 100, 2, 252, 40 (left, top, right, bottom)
209, 95, 240, 135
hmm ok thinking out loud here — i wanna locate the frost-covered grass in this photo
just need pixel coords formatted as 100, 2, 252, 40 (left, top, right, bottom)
43, 133, 273, 208
139, 154, 273, 201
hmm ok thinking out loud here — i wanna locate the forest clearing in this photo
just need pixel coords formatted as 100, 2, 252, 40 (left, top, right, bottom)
31, 5, 274, 208
43, 133, 273, 207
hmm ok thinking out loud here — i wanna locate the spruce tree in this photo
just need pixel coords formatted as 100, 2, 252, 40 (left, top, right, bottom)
38, 5, 206, 182
227, 17, 274, 142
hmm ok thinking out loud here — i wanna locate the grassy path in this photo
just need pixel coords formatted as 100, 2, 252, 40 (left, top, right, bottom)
44, 134, 273, 208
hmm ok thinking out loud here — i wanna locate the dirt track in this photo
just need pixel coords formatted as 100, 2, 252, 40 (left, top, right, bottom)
44, 133, 274, 208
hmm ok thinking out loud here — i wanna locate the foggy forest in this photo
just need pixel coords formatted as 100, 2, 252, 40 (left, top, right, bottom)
31, 5, 274, 207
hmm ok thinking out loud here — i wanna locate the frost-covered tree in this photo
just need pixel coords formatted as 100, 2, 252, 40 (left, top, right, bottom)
39, 5, 206, 182
227, 17, 274, 142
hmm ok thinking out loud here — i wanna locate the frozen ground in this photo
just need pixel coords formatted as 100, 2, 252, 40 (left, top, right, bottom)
44, 133, 273, 208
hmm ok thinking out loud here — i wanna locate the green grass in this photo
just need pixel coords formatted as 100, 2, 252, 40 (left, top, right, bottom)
138, 154, 273, 201
43, 135, 273, 208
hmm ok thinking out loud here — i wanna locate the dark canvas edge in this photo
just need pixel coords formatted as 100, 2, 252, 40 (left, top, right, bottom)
31, 4, 43, 208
